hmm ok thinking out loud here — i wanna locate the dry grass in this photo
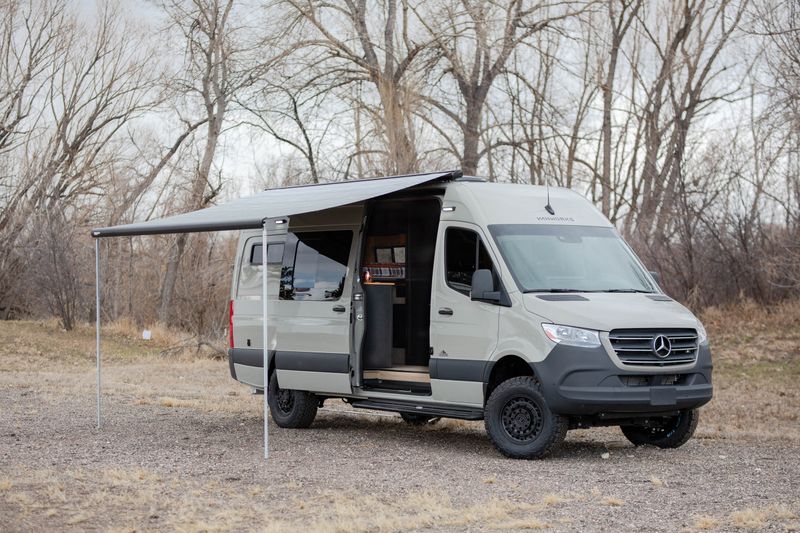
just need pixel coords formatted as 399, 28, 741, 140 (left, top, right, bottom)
159, 396, 200, 408
2, 304, 800, 530
701, 299, 800, 364
0, 466, 560, 533
693, 515, 720, 530
0, 318, 223, 374
685, 504, 798, 532
495, 518, 551, 529
696, 299, 800, 441
101, 316, 189, 346
729, 504, 796, 530
542, 493, 569, 506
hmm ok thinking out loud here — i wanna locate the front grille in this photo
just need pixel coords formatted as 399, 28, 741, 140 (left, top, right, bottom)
608, 328, 698, 367
620, 374, 687, 386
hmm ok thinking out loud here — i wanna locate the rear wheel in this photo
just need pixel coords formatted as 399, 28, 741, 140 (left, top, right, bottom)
267, 372, 318, 428
620, 409, 699, 448
484, 376, 568, 459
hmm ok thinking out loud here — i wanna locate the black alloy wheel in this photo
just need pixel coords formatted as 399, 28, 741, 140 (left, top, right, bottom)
484, 376, 568, 459
501, 397, 544, 443
267, 372, 318, 428
275, 386, 295, 414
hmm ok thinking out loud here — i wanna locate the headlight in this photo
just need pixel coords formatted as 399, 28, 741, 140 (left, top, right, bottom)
696, 322, 708, 344
542, 323, 601, 348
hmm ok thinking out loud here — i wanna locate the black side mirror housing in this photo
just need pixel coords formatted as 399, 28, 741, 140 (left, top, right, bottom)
471, 269, 502, 304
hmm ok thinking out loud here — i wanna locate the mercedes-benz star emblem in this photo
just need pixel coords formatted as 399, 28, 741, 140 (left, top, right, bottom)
652, 335, 672, 358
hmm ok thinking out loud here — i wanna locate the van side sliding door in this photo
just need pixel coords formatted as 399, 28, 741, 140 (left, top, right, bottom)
273, 230, 356, 395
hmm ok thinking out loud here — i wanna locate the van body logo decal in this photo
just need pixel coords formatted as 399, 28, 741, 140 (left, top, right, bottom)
652, 335, 672, 358
535, 216, 575, 222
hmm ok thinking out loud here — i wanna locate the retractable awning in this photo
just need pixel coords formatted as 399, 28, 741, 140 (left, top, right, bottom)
90, 170, 460, 460
92, 170, 459, 237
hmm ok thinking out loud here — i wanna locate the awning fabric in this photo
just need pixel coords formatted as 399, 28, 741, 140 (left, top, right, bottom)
92, 170, 458, 238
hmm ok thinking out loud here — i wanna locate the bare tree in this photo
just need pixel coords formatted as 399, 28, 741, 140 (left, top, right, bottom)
284, 0, 429, 175
417, 0, 591, 175
0, 0, 65, 154
597, 0, 641, 218
631, 0, 749, 241
156, 0, 258, 323
0, 1, 157, 320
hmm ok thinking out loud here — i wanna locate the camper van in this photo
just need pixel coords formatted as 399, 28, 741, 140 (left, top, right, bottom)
227, 177, 712, 459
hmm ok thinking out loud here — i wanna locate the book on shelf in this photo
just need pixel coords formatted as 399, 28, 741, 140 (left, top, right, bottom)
363, 264, 405, 280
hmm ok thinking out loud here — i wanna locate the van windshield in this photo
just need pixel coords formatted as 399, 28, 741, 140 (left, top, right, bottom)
488, 225, 655, 293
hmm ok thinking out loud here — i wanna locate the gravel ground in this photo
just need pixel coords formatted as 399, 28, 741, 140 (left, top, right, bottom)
1, 356, 799, 533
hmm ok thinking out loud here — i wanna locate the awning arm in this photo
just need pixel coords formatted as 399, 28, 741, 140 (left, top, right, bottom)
95, 238, 102, 429
262, 219, 269, 459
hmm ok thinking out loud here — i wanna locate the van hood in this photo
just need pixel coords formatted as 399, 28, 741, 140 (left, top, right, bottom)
521, 292, 699, 332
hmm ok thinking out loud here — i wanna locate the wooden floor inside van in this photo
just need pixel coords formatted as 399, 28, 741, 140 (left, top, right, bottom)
363, 365, 430, 383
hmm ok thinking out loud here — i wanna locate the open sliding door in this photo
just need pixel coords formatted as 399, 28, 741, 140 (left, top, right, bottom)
273, 229, 356, 395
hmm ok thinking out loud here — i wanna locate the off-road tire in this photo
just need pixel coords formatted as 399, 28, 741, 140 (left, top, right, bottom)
267, 372, 318, 428
400, 412, 438, 426
620, 409, 699, 448
484, 376, 568, 459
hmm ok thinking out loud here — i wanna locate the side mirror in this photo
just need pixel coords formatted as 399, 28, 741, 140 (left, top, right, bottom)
649, 270, 661, 285
471, 269, 501, 304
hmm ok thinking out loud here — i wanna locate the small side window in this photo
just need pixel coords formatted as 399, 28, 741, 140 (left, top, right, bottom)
445, 227, 495, 296
237, 241, 283, 297
250, 243, 283, 265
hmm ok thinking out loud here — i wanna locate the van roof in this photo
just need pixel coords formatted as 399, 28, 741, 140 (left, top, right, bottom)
445, 181, 613, 228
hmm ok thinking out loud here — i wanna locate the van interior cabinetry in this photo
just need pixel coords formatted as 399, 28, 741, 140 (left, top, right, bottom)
362, 284, 393, 369
360, 197, 440, 392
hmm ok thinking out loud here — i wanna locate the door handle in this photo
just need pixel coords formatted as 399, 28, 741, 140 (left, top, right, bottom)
438, 307, 453, 316
332, 305, 347, 313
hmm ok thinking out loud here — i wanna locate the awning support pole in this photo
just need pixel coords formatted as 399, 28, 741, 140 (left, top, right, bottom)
261, 221, 269, 460
95, 238, 102, 429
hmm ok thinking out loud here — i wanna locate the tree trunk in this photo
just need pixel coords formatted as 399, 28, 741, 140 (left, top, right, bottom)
462, 102, 482, 175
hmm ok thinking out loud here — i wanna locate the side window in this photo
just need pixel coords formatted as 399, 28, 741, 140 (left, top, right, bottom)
250, 243, 284, 265
445, 227, 494, 296
281, 231, 352, 301
237, 241, 283, 297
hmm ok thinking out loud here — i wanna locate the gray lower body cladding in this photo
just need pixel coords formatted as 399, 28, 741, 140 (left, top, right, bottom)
532, 344, 713, 416
230, 346, 713, 418
228, 348, 349, 377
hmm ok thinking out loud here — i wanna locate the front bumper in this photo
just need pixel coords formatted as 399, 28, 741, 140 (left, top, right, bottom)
532, 343, 713, 416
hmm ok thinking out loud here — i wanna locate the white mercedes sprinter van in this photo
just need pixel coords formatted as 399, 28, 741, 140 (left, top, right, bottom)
227, 177, 712, 459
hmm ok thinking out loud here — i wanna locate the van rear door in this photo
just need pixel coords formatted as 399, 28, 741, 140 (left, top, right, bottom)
230, 224, 287, 389
273, 230, 355, 395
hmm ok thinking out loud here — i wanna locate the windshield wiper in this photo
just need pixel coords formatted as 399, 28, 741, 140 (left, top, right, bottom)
524, 288, 602, 293
602, 289, 654, 293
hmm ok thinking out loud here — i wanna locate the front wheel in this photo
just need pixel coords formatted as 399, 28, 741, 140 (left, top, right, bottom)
267, 372, 318, 428
620, 409, 699, 448
484, 376, 568, 459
